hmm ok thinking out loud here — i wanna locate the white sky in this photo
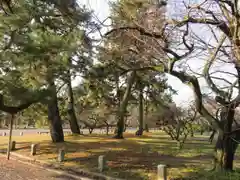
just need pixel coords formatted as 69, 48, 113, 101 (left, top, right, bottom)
78, 0, 194, 106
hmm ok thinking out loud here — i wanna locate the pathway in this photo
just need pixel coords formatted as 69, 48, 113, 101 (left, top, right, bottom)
0, 156, 90, 180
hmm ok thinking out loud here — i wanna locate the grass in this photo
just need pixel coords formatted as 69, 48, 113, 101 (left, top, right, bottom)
0, 131, 240, 179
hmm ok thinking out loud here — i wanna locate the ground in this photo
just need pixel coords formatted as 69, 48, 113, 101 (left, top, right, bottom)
0, 131, 240, 179
0, 156, 88, 180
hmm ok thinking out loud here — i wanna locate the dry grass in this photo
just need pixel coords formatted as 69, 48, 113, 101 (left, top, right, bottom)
0, 131, 239, 179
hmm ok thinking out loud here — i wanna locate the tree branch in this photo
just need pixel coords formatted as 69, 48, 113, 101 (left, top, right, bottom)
203, 34, 229, 98
0, 94, 39, 114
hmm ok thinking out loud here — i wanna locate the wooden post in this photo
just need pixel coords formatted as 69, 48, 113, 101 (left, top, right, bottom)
58, 149, 65, 162
11, 141, 16, 151
7, 114, 14, 160
31, 144, 37, 156
98, 155, 106, 172
157, 164, 167, 180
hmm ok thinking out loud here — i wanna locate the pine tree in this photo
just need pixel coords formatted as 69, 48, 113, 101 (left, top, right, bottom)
98, 0, 169, 138
0, 0, 93, 142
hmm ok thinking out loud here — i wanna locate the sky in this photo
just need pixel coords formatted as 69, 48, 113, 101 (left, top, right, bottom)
78, 0, 195, 106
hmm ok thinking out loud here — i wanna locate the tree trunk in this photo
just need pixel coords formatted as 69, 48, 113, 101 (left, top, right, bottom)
209, 130, 216, 143
145, 123, 149, 132
106, 125, 109, 135
47, 78, 64, 143
222, 107, 235, 170
214, 107, 235, 171
136, 84, 144, 136
89, 128, 93, 134
114, 71, 136, 139
66, 66, 80, 134
144, 94, 149, 133
7, 114, 14, 160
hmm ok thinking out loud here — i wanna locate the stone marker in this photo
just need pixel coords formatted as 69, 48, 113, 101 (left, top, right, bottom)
2, 132, 6, 136
98, 155, 106, 172
58, 149, 65, 162
31, 144, 37, 156
20, 132, 23, 136
11, 141, 16, 151
157, 164, 167, 180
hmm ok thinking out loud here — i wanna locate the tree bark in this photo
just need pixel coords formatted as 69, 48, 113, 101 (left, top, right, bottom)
66, 66, 80, 134
222, 107, 235, 170
214, 107, 236, 171
47, 77, 64, 143
7, 114, 14, 160
114, 71, 136, 139
144, 93, 149, 132
136, 84, 144, 136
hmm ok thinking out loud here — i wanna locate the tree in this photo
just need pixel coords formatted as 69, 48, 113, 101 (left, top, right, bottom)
0, 0, 93, 142
97, 0, 169, 138
64, 58, 81, 134
156, 104, 198, 149
106, 0, 240, 171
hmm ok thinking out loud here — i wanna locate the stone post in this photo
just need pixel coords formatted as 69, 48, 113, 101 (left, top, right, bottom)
98, 155, 106, 172
157, 164, 167, 180
31, 144, 37, 156
58, 149, 65, 162
2, 132, 6, 136
11, 141, 16, 151
20, 132, 23, 136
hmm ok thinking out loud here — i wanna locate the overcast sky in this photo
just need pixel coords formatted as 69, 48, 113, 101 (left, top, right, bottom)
77, 0, 198, 106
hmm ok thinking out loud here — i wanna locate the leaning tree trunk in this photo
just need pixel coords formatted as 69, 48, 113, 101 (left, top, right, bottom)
114, 71, 136, 139
7, 114, 14, 160
47, 77, 64, 143
66, 67, 80, 134
214, 107, 236, 171
136, 84, 144, 136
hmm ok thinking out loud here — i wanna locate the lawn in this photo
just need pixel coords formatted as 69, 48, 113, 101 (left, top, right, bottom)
0, 131, 240, 179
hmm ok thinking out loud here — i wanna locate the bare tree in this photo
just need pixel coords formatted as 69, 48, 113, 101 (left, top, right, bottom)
106, 0, 240, 170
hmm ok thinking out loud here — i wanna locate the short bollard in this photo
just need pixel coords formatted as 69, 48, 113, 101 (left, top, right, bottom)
11, 141, 16, 151
2, 132, 6, 136
20, 132, 23, 136
157, 164, 167, 180
31, 144, 37, 156
98, 155, 106, 172
58, 149, 65, 162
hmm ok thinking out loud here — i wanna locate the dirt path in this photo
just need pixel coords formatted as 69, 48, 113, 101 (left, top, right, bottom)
0, 156, 89, 180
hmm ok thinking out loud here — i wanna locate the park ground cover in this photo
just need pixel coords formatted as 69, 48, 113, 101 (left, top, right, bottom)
0, 131, 240, 179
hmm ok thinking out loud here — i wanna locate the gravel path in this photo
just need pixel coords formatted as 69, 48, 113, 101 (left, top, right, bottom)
0, 156, 88, 180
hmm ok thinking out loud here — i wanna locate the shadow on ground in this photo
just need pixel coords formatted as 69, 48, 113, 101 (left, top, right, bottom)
0, 133, 217, 180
